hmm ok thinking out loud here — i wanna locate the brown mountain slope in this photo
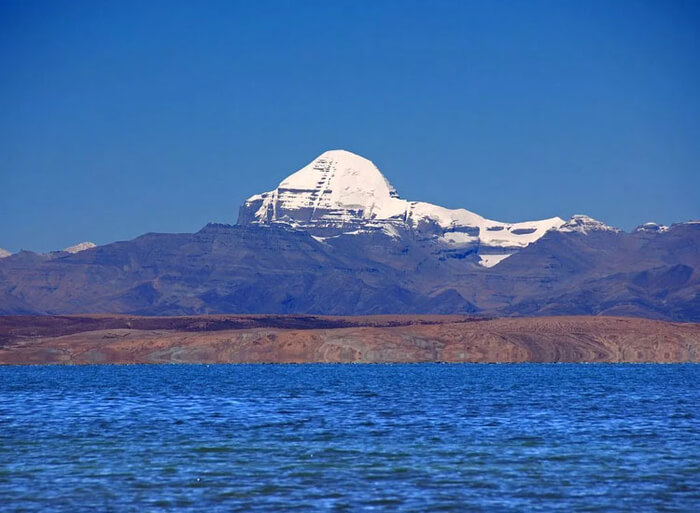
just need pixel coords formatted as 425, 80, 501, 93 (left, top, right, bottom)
1, 222, 698, 320
0, 315, 697, 364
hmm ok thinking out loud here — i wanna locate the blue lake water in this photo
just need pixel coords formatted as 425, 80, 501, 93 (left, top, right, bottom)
1, 364, 699, 512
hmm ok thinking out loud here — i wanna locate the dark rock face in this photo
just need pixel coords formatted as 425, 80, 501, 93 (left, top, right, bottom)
0, 222, 698, 320
479, 223, 700, 321
0, 224, 477, 316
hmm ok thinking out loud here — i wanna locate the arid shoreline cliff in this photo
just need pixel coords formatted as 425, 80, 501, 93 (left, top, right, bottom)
1, 315, 698, 364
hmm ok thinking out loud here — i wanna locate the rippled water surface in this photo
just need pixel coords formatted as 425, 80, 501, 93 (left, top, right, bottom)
1, 364, 699, 512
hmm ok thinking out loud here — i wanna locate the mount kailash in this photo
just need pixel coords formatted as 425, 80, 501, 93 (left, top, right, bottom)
1, 150, 697, 320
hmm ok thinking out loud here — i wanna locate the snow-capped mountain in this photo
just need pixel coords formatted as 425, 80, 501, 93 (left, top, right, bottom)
238, 150, 564, 265
634, 222, 669, 233
556, 215, 621, 234
63, 242, 96, 254
0, 248, 11, 259
2, 149, 696, 320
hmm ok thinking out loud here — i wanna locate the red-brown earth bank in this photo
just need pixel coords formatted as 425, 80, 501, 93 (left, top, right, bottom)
0, 315, 698, 364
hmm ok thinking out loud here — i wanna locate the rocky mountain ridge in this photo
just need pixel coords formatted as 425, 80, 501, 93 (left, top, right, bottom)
0, 219, 697, 320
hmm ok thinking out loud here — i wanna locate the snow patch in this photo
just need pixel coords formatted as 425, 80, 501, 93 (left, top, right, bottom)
478, 253, 513, 268
441, 232, 478, 245
0, 248, 11, 259
63, 242, 97, 254
557, 215, 620, 234
634, 222, 668, 233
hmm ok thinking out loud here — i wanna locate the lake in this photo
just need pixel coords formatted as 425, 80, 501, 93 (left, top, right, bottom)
1, 364, 698, 511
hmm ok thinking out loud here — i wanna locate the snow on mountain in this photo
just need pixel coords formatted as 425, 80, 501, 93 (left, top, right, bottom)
238, 150, 565, 260
634, 222, 668, 233
478, 253, 512, 268
63, 242, 97, 254
556, 215, 621, 235
240, 150, 405, 228
0, 248, 11, 259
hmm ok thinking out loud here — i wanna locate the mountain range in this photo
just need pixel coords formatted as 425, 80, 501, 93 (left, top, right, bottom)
1, 150, 698, 320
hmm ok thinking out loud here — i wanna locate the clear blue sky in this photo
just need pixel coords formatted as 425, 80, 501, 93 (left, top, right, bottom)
1, 0, 699, 252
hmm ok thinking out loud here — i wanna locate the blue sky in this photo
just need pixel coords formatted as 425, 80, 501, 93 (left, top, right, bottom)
1, 0, 699, 252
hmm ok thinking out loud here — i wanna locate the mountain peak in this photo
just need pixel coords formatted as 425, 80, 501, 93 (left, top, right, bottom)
237, 150, 566, 260
238, 150, 405, 231
0, 248, 11, 259
558, 215, 620, 234
63, 242, 97, 254
277, 149, 400, 205
317, 148, 377, 165
634, 222, 668, 233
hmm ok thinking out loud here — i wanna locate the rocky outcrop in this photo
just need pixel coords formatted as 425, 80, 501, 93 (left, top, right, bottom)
0, 315, 697, 364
